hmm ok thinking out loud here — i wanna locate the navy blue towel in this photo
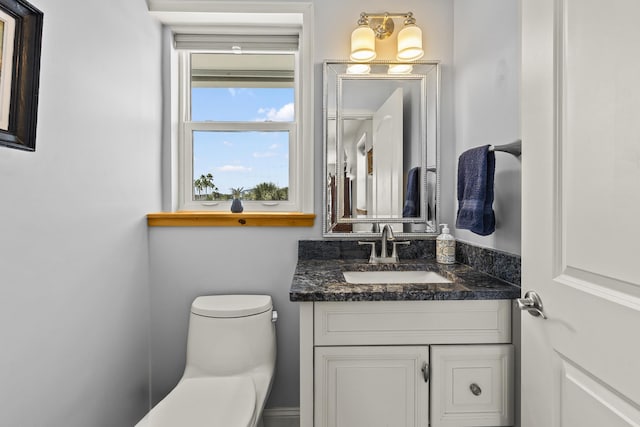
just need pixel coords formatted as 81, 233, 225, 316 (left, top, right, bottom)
456, 145, 496, 235
403, 167, 420, 217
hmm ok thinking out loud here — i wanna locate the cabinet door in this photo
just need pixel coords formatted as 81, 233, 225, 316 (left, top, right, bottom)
430, 344, 514, 427
315, 346, 429, 427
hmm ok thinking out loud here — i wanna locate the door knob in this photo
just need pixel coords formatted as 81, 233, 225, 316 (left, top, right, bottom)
517, 290, 547, 319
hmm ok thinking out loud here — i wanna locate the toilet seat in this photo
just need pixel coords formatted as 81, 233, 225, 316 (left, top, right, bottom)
142, 376, 256, 427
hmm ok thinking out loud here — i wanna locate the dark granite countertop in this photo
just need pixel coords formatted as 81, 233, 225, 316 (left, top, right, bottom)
289, 259, 521, 302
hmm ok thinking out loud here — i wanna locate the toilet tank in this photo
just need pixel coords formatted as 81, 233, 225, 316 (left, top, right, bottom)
183, 295, 276, 377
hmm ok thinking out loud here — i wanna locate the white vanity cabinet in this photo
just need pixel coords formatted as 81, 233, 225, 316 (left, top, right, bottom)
299, 300, 515, 427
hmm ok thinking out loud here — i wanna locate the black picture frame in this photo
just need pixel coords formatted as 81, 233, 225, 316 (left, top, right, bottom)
0, 0, 42, 151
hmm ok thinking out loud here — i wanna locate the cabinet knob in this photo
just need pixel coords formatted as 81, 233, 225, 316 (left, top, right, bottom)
421, 362, 429, 383
469, 383, 482, 396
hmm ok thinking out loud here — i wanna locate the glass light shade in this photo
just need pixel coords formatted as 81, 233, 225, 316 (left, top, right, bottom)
350, 25, 376, 62
388, 64, 413, 74
347, 63, 371, 74
396, 24, 424, 61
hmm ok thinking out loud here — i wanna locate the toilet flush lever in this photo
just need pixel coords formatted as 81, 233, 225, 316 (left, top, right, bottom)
272, 310, 278, 323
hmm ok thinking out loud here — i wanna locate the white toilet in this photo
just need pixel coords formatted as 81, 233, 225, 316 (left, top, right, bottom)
136, 294, 277, 427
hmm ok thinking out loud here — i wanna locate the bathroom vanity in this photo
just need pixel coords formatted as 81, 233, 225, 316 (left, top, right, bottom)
290, 247, 521, 427
308, 55, 521, 427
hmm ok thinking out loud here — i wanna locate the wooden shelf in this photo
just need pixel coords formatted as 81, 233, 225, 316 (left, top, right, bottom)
147, 211, 316, 227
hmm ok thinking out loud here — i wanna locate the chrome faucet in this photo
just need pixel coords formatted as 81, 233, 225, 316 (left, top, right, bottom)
359, 224, 410, 264
380, 224, 394, 259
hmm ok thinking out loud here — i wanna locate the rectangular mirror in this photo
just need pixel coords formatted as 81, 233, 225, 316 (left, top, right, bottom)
323, 61, 440, 237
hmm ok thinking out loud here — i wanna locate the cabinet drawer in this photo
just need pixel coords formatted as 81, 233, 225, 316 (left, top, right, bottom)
314, 300, 511, 346
430, 344, 514, 427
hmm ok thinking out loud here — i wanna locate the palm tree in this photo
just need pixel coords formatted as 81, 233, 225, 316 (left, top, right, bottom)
278, 186, 288, 200
197, 173, 218, 199
199, 174, 209, 195
252, 182, 286, 201
193, 177, 204, 199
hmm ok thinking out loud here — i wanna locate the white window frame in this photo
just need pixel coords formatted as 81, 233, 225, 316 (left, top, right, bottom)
148, 1, 314, 213
179, 50, 299, 211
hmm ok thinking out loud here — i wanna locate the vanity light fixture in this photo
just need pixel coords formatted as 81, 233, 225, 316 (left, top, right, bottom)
388, 63, 413, 74
350, 12, 424, 63
396, 14, 424, 61
347, 63, 371, 74
350, 14, 376, 61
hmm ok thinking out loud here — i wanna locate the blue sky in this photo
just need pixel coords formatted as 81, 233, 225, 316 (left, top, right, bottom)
192, 87, 293, 195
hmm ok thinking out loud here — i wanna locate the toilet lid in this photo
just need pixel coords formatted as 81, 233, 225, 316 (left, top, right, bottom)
191, 295, 272, 318
145, 376, 256, 427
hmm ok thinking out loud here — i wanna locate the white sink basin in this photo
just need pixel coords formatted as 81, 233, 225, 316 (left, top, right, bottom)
342, 270, 452, 284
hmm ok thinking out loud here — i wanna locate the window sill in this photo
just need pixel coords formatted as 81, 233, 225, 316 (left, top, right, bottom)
147, 211, 316, 227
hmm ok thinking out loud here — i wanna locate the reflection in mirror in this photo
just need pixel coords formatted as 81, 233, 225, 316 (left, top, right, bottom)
323, 61, 440, 237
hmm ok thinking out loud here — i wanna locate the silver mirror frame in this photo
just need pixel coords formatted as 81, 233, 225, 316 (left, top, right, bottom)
322, 60, 441, 239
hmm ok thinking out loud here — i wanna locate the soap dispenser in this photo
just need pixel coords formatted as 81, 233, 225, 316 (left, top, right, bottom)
436, 224, 456, 264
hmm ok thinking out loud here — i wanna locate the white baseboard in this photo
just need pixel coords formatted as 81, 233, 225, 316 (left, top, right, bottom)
260, 407, 300, 427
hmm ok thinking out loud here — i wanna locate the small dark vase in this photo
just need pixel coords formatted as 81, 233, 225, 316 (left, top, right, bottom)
230, 197, 244, 213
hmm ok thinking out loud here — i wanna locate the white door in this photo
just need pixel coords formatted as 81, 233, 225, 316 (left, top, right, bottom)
314, 346, 429, 427
521, 0, 640, 426
372, 87, 403, 221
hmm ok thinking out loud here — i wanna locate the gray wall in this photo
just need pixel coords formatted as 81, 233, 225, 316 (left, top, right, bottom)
0, 0, 162, 425
452, 0, 522, 255
148, 0, 455, 409
0, 0, 521, 423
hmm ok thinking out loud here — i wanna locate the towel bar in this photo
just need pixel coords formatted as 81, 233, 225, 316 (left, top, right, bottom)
489, 139, 521, 157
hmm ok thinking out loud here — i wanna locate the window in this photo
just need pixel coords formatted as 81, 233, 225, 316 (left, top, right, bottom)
172, 22, 312, 213
181, 50, 298, 211
148, 2, 314, 215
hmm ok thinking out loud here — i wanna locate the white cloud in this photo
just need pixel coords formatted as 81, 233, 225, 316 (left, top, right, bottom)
223, 141, 233, 146
256, 102, 294, 122
252, 143, 280, 158
217, 165, 252, 172
228, 88, 254, 98
253, 151, 278, 158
